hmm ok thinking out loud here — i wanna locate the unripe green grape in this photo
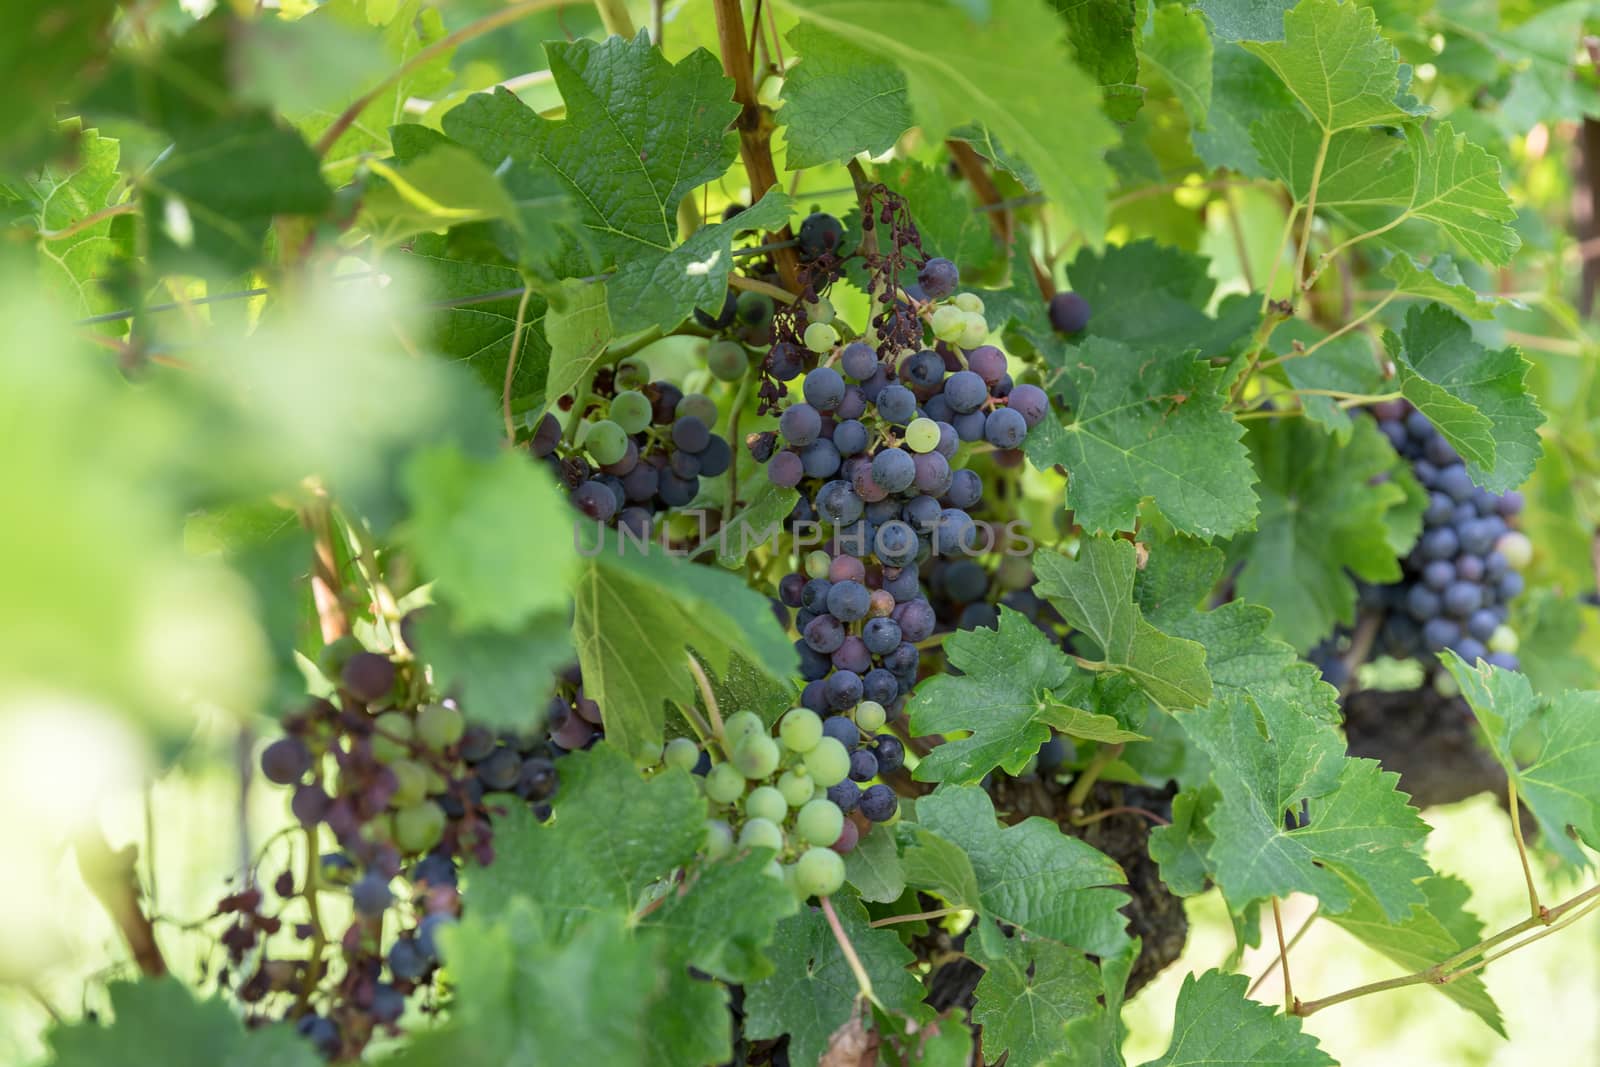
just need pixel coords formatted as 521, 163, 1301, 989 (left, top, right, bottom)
708, 340, 747, 382
724, 710, 765, 745
796, 798, 844, 846
372, 712, 413, 764
390, 759, 430, 808
705, 762, 746, 804
704, 819, 734, 860
737, 291, 775, 327
904, 418, 940, 454
793, 846, 846, 897
633, 740, 664, 770
1489, 625, 1519, 655
746, 785, 789, 823
803, 322, 839, 354
803, 737, 850, 787
739, 817, 785, 853
610, 390, 653, 434
664, 736, 701, 772
733, 733, 782, 780
805, 550, 832, 579
777, 769, 814, 807
854, 700, 887, 733
1497, 531, 1533, 571
614, 356, 651, 391
953, 292, 985, 315
1434, 670, 1461, 698
415, 703, 464, 751
394, 801, 446, 853
931, 304, 966, 342
779, 707, 823, 753
804, 296, 836, 325
678, 392, 718, 426
583, 419, 629, 465
958, 314, 989, 348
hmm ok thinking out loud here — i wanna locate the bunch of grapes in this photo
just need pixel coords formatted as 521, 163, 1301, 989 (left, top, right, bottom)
528, 357, 731, 538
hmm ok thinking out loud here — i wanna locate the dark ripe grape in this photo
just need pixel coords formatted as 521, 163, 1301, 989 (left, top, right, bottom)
695, 288, 738, 330
859, 366, 889, 402
1048, 291, 1091, 333
1377, 418, 1407, 452
1455, 554, 1485, 582
836, 386, 868, 421
768, 450, 805, 488
816, 481, 864, 526
1485, 551, 1509, 579
833, 418, 869, 456
966, 345, 1007, 386
575, 689, 603, 725
779, 572, 808, 608
871, 448, 916, 493
828, 554, 866, 584
617, 507, 651, 539
943, 370, 988, 414
841, 341, 879, 381
874, 520, 919, 567
1460, 519, 1498, 556
417, 913, 454, 961
882, 563, 920, 601
944, 560, 989, 603
859, 784, 898, 822
827, 580, 871, 622
923, 394, 954, 423
1423, 433, 1458, 466
884, 641, 919, 674
389, 937, 428, 980
798, 212, 845, 259
519, 756, 559, 800
1424, 492, 1454, 525
767, 341, 805, 381
935, 508, 976, 556
804, 366, 847, 411
1418, 526, 1459, 561
1405, 584, 1441, 622
1498, 571, 1524, 601
261, 737, 311, 786
934, 422, 959, 457
827, 779, 861, 813
917, 257, 960, 300
1486, 651, 1520, 671
292, 783, 331, 827
673, 416, 712, 453
551, 711, 596, 750
833, 637, 872, 674
958, 603, 999, 630
619, 462, 658, 502
797, 641, 832, 681
476, 746, 523, 791
801, 578, 833, 611
1442, 581, 1482, 618
1404, 409, 1433, 440
1497, 490, 1525, 517
1454, 637, 1488, 664
529, 412, 563, 457
876, 384, 918, 425
695, 436, 732, 479
649, 381, 684, 424
830, 818, 860, 855
573, 479, 618, 522
1437, 464, 1475, 502
599, 438, 640, 477
824, 670, 864, 710
801, 439, 843, 479
804, 613, 847, 654
1007, 384, 1049, 428
352, 871, 394, 917
1422, 560, 1454, 590
412, 853, 457, 888
794, 680, 825, 713
952, 409, 986, 442
862, 668, 898, 704
984, 407, 1028, 448
849, 748, 879, 782
342, 652, 396, 704
821, 714, 860, 749
460, 725, 497, 763
895, 598, 937, 643
1413, 459, 1439, 486
992, 374, 1013, 399
1422, 618, 1460, 651
1467, 608, 1500, 641
370, 983, 405, 1025
297, 1014, 342, 1058
851, 463, 889, 503
779, 403, 822, 447
904, 349, 945, 388
912, 451, 952, 495
874, 734, 906, 774
863, 616, 902, 655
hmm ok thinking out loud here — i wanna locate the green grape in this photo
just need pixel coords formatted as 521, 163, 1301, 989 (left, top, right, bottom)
779, 707, 823, 753
733, 734, 781, 780
737, 291, 775, 327
584, 419, 629, 465
704, 819, 734, 860
316, 634, 363, 681
633, 740, 664, 770
705, 762, 746, 804
793, 846, 846, 897
677, 392, 718, 426
1489, 625, 1519, 654
805, 551, 831, 579
664, 736, 701, 771
953, 292, 985, 315
854, 700, 887, 733
958, 314, 989, 348
777, 769, 814, 808
393, 801, 446, 853
707, 340, 747, 382
796, 798, 844, 847
724, 710, 765, 745
803, 737, 850, 787
372, 712, 413, 764
390, 759, 430, 808
745, 785, 789, 823
1498, 531, 1533, 570
615, 356, 651, 391
803, 296, 835, 325
415, 703, 464, 751
931, 305, 966, 342
1434, 670, 1461, 698
764, 858, 786, 882
803, 322, 839, 353
611, 390, 653, 434
738, 817, 785, 853
904, 418, 940, 454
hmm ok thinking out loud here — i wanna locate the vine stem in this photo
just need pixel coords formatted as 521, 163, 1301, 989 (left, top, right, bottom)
870, 906, 963, 928
1070, 804, 1171, 828
1271, 898, 1296, 1012
314, 0, 583, 158
728, 273, 796, 305
1291, 131, 1332, 292
501, 284, 535, 442
303, 500, 350, 644
592, 0, 635, 36
685, 653, 727, 748
38, 201, 137, 241
725, 373, 753, 515
819, 895, 879, 1007
1259, 292, 1397, 371
295, 787, 327, 1016
1064, 743, 1124, 814
1507, 778, 1544, 920
946, 139, 1054, 296
1248, 906, 1319, 996
75, 826, 167, 977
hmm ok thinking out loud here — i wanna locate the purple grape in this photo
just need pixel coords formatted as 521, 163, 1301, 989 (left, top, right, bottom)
1048, 292, 1090, 333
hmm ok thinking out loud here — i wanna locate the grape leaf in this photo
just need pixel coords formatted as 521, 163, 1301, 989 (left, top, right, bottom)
1141, 5, 1213, 128
901, 826, 984, 914
1032, 537, 1213, 709
1, 0, 119, 169
1385, 303, 1544, 494
572, 532, 797, 760
13, 122, 126, 320
779, 21, 912, 168
913, 784, 1131, 955
878, 160, 1001, 277
1325, 875, 1504, 1033
465, 745, 706, 928
779, 0, 1120, 245
1049, 0, 1143, 122
1180, 692, 1432, 918
402, 445, 577, 631
1381, 255, 1501, 320
412, 607, 572, 730
544, 278, 613, 406
360, 143, 522, 249
43, 978, 317, 1067
1147, 785, 1219, 895
1193, 44, 1296, 176
908, 607, 1144, 784
843, 817, 907, 902
742, 891, 928, 1067
1060, 938, 1137, 1067
1194, 0, 1294, 42
1268, 318, 1384, 443
406, 252, 550, 412
971, 934, 1103, 1066
645, 852, 799, 983
1379, 124, 1519, 266
1061, 240, 1252, 354
1028, 338, 1257, 539
1441, 656, 1600, 868
1227, 417, 1411, 651
1137, 971, 1334, 1067
710, 479, 800, 569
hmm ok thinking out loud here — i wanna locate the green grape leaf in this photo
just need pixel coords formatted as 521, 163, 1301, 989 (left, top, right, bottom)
1060, 938, 1137, 1067
1381, 255, 1501, 321
914, 784, 1130, 955
1032, 537, 1213, 709
1227, 417, 1410, 651
13, 122, 127, 320
1, 0, 120, 169
711, 480, 800, 569
1194, 0, 1294, 42
743, 891, 928, 1067
1136, 971, 1334, 1067
879, 160, 1001, 277
645, 852, 799, 983
844, 816, 907, 902
1385, 303, 1545, 494
1325, 875, 1504, 1033
407, 252, 550, 412
465, 745, 705, 928
1441, 656, 1600, 868
1028, 338, 1257, 539
402, 445, 577, 631
908, 607, 1144, 784
1193, 44, 1296, 176
1384, 124, 1519, 266
971, 934, 1103, 1066
43, 978, 317, 1067
1061, 240, 1251, 354
1141, 5, 1213, 127
412, 607, 571, 730
780, 0, 1120, 245
361, 143, 522, 248
1181, 692, 1432, 918
1252, 117, 1409, 207
779, 22, 913, 168
1049, 0, 1143, 122
1242, 0, 1420, 133
572, 532, 797, 760
1147, 785, 1220, 896
1514, 591, 1600, 696
901, 826, 984, 911
77, 11, 231, 134
1269, 318, 1385, 442
544, 278, 613, 406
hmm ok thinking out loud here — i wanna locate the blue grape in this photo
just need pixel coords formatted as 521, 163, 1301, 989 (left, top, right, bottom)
841, 342, 878, 381
297, 1015, 341, 1057
352, 871, 393, 917
1437, 465, 1475, 502
1406, 584, 1441, 621
804, 366, 847, 411
862, 668, 898, 705
1498, 571, 1524, 601
1485, 652, 1520, 671
952, 409, 987, 442
1443, 581, 1482, 617
801, 680, 828, 712
673, 416, 711, 452
800, 439, 842, 479
859, 784, 898, 822
389, 938, 428, 980
984, 407, 1027, 448
827, 580, 871, 622
882, 564, 920, 602
1421, 560, 1454, 590
833, 636, 872, 674
945, 469, 982, 510
917, 257, 960, 299
658, 471, 698, 507
875, 520, 919, 566
1418, 527, 1459, 561
874, 735, 905, 774
804, 614, 846, 654
935, 508, 976, 556
824, 670, 863, 709
934, 422, 959, 457
872, 448, 917, 493
780, 403, 822, 446
822, 715, 861, 749
943, 370, 988, 414
817, 481, 865, 525
1007, 384, 1049, 428
966, 345, 1007, 386
767, 341, 804, 380
895, 599, 936, 643
863, 617, 902, 655
827, 779, 861, 813
1048, 292, 1090, 333
924, 394, 954, 423
913, 451, 952, 495
876, 384, 917, 424
834, 419, 869, 456
944, 560, 988, 603
1453, 637, 1487, 664
904, 349, 945, 388
796, 640, 832, 681
699, 435, 731, 478
798, 212, 844, 259
1421, 618, 1459, 651
768, 450, 804, 487
1467, 609, 1499, 641
1455, 555, 1485, 582
837, 386, 867, 421
849, 748, 879, 782
573, 480, 618, 522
